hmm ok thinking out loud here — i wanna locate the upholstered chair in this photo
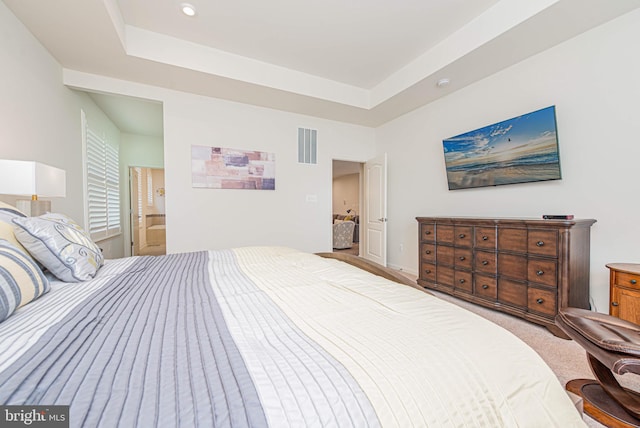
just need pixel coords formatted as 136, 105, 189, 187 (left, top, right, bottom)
333, 221, 356, 249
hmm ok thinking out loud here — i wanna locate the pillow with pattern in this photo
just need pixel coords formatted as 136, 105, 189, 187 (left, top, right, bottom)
12, 213, 104, 282
0, 239, 50, 322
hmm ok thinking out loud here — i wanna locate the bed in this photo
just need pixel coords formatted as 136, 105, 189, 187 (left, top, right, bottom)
0, 240, 586, 427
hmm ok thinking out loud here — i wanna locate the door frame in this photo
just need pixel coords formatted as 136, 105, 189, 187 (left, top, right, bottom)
127, 166, 166, 256
331, 159, 363, 254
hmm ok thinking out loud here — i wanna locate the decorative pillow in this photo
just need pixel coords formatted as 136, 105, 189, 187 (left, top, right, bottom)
12, 213, 104, 282
0, 201, 30, 255
0, 239, 50, 322
344, 215, 354, 221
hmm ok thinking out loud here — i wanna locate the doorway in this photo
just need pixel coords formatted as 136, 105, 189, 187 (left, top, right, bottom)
130, 166, 166, 256
332, 160, 362, 255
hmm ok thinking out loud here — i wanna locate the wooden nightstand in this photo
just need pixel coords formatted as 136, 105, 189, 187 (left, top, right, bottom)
607, 263, 640, 325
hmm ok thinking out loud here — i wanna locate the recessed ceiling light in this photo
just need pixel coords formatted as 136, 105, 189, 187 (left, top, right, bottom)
436, 78, 450, 88
181, 3, 197, 17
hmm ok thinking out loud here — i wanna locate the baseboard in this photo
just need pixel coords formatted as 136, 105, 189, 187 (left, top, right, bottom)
387, 263, 418, 279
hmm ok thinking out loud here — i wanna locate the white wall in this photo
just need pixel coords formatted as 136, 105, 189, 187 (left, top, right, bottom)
163, 94, 375, 253
0, 1, 84, 223
376, 9, 640, 312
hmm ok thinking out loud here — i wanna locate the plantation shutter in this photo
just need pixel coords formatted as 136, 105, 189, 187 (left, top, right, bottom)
84, 112, 120, 241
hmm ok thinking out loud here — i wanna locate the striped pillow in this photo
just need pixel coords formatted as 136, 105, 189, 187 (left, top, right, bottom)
0, 239, 50, 322
0, 201, 29, 255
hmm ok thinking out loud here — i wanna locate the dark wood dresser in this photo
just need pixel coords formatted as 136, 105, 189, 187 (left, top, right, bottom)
416, 217, 596, 338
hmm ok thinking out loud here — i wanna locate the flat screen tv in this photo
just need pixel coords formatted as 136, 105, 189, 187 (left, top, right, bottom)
442, 106, 561, 190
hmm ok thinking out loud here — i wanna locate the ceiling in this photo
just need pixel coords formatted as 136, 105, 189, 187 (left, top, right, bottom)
5, 0, 640, 132
333, 160, 361, 179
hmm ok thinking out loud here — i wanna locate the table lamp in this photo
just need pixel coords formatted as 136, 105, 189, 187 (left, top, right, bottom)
0, 160, 66, 216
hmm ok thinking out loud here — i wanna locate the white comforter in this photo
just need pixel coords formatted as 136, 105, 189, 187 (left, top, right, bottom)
0, 246, 585, 427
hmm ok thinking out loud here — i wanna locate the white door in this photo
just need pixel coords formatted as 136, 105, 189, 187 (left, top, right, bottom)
363, 153, 387, 266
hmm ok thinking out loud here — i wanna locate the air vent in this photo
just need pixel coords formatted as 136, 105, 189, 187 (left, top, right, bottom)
298, 128, 317, 164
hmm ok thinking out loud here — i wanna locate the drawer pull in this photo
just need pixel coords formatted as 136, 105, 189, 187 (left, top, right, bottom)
459, 234, 466, 239
536, 241, 544, 247
482, 260, 489, 266
482, 236, 489, 241
612, 302, 619, 307
632, 279, 638, 285
425, 250, 431, 254
425, 231, 431, 235
459, 279, 466, 284
425, 269, 431, 274
482, 284, 489, 290
536, 270, 544, 276
459, 256, 466, 261
536, 298, 544, 304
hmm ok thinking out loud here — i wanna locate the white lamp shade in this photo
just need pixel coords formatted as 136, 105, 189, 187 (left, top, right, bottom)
0, 160, 66, 197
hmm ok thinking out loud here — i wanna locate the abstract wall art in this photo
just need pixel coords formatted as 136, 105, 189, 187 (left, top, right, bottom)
191, 145, 276, 190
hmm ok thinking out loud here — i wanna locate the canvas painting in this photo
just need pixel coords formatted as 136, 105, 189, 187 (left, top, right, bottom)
191, 145, 275, 190
442, 106, 561, 190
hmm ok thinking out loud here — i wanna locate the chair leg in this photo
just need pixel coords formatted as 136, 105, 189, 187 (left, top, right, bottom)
566, 354, 640, 428
588, 353, 640, 419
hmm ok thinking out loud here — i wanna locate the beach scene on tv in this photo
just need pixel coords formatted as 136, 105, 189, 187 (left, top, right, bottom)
442, 106, 561, 190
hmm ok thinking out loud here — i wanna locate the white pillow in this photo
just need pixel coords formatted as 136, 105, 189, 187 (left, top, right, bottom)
12, 213, 104, 282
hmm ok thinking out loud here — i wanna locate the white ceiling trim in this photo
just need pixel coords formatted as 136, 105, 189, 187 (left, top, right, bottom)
102, 0, 126, 51
112, 0, 562, 111
124, 25, 372, 109
370, 0, 560, 106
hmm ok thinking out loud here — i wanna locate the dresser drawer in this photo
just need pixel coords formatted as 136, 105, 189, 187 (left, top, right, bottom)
454, 247, 472, 269
437, 225, 454, 244
455, 270, 473, 293
421, 223, 435, 242
420, 243, 436, 262
498, 253, 527, 280
420, 262, 436, 282
475, 274, 497, 300
527, 258, 557, 287
528, 229, 558, 257
474, 250, 496, 274
436, 245, 454, 266
475, 227, 496, 249
498, 227, 527, 253
613, 271, 640, 289
498, 278, 527, 309
436, 265, 454, 287
454, 226, 473, 248
528, 287, 557, 318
